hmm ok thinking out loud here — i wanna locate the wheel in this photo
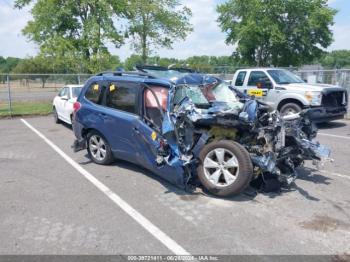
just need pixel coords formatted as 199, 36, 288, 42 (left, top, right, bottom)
280, 103, 302, 116
53, 107, 61, 124
87, 131, 114, 165
197, 140, 253, 197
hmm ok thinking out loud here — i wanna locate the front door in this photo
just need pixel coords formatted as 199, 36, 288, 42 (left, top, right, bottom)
245, 71, 273, 105
133, 85, 168, 169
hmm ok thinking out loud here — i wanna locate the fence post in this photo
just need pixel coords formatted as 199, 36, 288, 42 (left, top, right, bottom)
78, 74, 81, 85
335, 68, 340, 86
7, 74, 12, 118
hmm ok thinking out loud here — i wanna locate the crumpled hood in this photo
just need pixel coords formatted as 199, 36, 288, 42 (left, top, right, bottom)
278, 83, 343, 92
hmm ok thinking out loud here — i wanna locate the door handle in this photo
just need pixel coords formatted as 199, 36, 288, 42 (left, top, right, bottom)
98, 113, 108, 119
133, 127, 140, 134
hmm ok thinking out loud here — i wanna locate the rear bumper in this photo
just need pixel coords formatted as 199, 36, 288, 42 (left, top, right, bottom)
72, 117, 86, 152
307, 106, 347, 123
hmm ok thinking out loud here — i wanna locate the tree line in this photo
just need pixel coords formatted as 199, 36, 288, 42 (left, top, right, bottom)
1, 0, 346, 74
2, 51, 350, 76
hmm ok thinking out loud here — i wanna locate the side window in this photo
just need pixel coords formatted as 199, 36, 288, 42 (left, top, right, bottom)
106, 82, 137, 114
248, 71, 270, 86
59, 87, 68, 97
85, 82, 104, 104
235, 71, 246, 86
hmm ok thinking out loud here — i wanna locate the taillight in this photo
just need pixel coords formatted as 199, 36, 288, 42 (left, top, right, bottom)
73, 102, 81, 113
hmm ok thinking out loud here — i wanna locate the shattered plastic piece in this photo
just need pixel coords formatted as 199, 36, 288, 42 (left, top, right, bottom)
251, 153, 276, 173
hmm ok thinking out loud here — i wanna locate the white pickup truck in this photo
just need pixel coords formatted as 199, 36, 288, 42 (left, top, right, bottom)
231, 68, 348, 122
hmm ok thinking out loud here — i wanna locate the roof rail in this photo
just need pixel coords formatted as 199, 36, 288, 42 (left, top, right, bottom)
95, 71, 157, 79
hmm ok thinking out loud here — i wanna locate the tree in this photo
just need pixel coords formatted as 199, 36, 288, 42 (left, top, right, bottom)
217, 0, 336, 66
0, 57, 22, 73
124, 55, 143, 71
12, 56, 57, 88
15, 0, 127, 73
320, 50, 350, 69
126, 0, 192, 63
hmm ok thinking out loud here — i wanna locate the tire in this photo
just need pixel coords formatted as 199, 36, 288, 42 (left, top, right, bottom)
87, 130, 114, 165
53, 107, 61, 124
280, 102, 302, 116
197, 140, 253, 197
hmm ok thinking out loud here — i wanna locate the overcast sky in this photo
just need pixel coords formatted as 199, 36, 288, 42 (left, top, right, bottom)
0, 0, 349, 61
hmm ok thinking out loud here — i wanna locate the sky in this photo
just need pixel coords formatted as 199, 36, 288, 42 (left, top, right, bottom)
0, 0, 349, 61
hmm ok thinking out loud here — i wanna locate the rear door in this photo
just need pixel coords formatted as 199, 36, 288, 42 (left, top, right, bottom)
56, 87, 69, 121
102, 81, 140, 162
61, 87, 75, 122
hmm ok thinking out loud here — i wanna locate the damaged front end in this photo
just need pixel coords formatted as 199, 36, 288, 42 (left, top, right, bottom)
157, 80, 332, 194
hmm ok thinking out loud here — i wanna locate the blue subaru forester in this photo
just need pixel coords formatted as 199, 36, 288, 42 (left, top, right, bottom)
72, 66, 330, 197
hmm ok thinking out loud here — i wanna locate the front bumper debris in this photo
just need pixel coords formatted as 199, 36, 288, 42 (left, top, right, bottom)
72, 139, 86, 152
300, 139, 333, 168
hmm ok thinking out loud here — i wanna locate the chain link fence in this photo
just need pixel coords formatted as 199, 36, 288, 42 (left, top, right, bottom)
0, 70, 349, 117
0, 74, 92, 117
294, 69, 350, 90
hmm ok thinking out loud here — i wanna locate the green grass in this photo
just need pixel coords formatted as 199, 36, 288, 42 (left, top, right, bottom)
0, 102, 52, 117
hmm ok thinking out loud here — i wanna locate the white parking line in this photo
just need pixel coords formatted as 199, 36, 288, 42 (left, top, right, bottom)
320, 170, 350, 180
318, 133, 350, 140
20, 118, 190, 256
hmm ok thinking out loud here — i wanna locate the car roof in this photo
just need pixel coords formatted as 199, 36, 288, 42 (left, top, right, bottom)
237, 68, 289, 71
64, 84, 84, 88
87, 69, 221, 88
95, 75, 173, 88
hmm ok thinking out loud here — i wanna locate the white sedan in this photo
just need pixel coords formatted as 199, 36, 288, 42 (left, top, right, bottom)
53, 85, 83, 125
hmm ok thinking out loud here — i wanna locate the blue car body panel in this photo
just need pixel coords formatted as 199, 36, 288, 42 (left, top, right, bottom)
74, 74, 191, 188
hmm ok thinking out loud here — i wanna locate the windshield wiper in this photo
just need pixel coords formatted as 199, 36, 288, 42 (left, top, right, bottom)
278, 81, 291, 84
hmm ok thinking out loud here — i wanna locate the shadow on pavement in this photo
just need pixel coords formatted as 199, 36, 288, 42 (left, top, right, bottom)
297, 167, 332, 185
317, 121, 347, 129
78, 153, 332, 203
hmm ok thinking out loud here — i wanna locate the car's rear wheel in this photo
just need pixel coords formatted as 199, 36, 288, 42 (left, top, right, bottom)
280, 102, 302, 116
53, 107, 61, 124
87, 131, 114, 165
197, 140, 253, 197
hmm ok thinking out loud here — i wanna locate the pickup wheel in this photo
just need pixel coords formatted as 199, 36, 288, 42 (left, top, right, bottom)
87, 131, 114, 165
197, 140, 253, 197
280, 102, 302, 116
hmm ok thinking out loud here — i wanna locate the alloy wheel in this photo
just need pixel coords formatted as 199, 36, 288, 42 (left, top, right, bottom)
89, 135, 107, 161
203, 148, 239, 187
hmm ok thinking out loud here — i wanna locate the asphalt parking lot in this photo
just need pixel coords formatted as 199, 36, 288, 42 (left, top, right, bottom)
0, 116, 350, 256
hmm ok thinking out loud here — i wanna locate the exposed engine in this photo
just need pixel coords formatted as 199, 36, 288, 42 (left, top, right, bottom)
168, 96, 332, 190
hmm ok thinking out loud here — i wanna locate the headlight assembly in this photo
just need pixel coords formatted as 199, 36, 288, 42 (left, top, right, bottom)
305, 91, 322, 106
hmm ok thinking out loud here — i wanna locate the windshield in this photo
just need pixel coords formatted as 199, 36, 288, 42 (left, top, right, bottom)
72, 87, 82, 98
174, 81, 242, 110
267, 70, 304, 84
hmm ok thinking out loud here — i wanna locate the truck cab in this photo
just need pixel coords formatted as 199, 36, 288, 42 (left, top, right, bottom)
232, 68, 348, 122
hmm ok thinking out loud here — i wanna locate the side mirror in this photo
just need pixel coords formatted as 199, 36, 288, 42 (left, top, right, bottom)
61, 95, 68, 101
